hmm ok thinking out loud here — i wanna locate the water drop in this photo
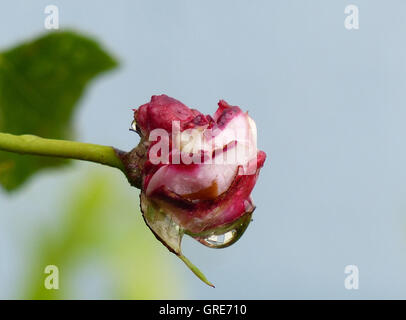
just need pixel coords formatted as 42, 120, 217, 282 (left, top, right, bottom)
192, 211, 253, 249
199, 230, 237, 248
130, 120, 137, 131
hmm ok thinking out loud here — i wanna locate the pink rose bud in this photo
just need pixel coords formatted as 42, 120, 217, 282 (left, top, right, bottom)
124, 95, 266, 286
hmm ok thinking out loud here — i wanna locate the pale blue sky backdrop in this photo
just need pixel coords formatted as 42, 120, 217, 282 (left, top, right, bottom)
1, 0, 406, 298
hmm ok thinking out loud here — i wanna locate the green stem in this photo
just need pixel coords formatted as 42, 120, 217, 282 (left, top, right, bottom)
178, 254, 215, 288
0, 132, 125, 172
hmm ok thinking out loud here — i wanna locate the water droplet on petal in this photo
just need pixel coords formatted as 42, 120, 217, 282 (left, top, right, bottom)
192, 211, 254, 249
130, 120, 137, 131
199, 230, 237, 248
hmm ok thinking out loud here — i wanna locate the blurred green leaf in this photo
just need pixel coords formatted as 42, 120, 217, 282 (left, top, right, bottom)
23, 167, 184, 299
0, 31, 118, 191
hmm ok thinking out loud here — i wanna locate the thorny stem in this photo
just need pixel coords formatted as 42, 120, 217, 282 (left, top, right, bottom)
0, 132, 126, 172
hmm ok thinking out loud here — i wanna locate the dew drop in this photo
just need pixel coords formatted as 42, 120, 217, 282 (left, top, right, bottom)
192, 211, 254, 249
198, 230, 237, 248
130, 120, 137, 131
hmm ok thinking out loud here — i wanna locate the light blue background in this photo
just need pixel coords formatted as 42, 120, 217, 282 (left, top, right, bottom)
1, 0, 406, 299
